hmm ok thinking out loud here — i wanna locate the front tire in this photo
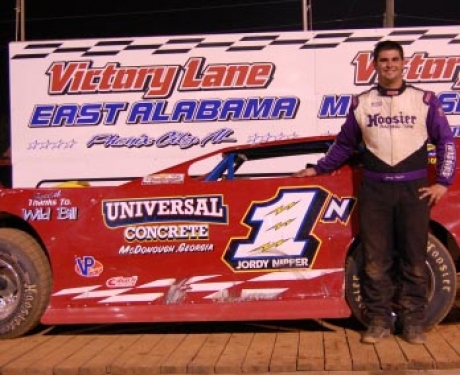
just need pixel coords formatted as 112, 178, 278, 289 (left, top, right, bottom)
345, 233, 456, 330
0, 228, 52, 339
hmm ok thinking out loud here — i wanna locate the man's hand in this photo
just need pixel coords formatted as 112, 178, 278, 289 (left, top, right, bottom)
293, 167, 317, 177
419, 183, 448, 206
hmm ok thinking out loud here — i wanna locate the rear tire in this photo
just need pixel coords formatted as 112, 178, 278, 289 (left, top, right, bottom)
345, 233, 456, 330
0, 228, 52, 339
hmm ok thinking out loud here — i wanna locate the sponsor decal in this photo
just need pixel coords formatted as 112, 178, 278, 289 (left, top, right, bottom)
75, 256, 104, 277
142, 173, 185, 185
103, 195, 225, 252
106, 276, 138, 288
102, 195, 228, 228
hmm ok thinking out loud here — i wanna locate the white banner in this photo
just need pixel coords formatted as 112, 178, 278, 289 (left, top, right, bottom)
9, 26, 460, 187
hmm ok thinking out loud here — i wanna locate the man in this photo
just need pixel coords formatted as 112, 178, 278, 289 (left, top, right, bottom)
294, 40, 456, 344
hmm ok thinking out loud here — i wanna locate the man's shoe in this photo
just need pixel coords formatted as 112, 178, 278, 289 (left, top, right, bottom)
361, 325, 391, 344
402, 326, 426, 345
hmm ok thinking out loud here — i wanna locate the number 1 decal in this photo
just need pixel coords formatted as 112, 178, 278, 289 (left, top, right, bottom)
224, 187, 355, 272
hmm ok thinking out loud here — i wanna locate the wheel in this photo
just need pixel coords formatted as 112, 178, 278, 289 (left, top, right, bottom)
345, 233, 457, 330
0, 228, 52, 339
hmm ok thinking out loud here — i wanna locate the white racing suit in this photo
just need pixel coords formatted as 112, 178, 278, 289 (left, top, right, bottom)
314, 82, 456, 327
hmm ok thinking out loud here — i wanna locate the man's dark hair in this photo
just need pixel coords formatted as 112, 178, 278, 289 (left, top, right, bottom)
373, 40, 404, 60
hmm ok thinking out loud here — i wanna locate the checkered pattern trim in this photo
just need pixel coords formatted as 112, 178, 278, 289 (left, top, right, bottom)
11, 29, 460, 60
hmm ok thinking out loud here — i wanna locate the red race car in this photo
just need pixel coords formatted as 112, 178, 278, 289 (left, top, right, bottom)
0, 135, 458, 339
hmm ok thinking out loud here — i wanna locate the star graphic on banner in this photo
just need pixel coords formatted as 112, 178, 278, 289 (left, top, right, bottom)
27, 139, 78, 150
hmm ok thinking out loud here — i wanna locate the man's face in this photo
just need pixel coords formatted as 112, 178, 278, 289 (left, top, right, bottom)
373, 49, 404, 88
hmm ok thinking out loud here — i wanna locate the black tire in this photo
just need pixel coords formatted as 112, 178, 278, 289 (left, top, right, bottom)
345, 233, 457, 330
0, 228, 52, 339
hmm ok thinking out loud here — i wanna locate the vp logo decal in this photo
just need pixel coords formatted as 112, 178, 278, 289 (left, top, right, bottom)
75, 256, 104, 277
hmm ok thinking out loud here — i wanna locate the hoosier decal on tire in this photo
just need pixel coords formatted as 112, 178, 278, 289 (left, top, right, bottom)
0, 228, 52, 339
345, 233, 457, 330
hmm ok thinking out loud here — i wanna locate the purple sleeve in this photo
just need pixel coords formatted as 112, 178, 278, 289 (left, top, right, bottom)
425, 92, 456, 186
314, 99, 363, 174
